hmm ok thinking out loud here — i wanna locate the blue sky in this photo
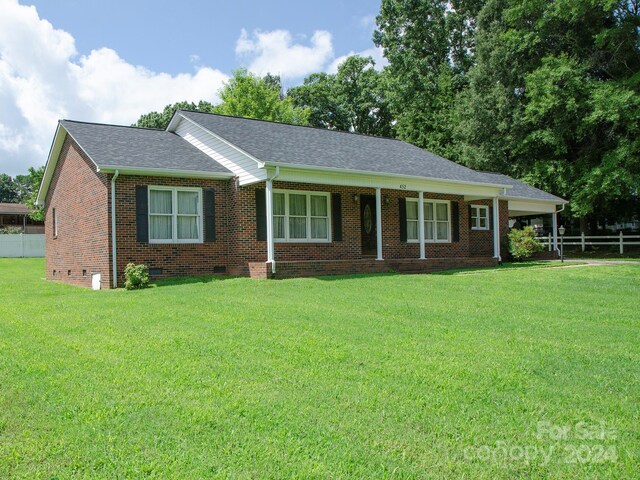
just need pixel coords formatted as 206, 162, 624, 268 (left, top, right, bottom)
0, 0, 385, 176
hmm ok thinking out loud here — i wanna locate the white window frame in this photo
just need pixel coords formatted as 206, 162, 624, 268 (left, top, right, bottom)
273, 189, 331, 243
471, 205, 490, 231
406, 198, 451, 243
148, 186, 203, 244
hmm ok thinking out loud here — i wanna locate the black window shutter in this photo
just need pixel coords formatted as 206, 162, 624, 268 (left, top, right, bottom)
136, 185, 148, 242
469, 204, 473, 229
204, 189, 216, 242
489, 206, 494, 230
332, 193, 343, 241
255, 188, 267, 241
399, 198, 407, 242
452, 201, 460, 242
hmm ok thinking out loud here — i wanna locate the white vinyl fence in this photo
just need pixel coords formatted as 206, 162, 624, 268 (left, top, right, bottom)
0, 234, 45, 258
538, 232, 640, 254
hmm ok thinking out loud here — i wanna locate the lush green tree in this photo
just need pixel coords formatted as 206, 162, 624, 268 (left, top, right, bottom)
373, 0, 485, 156
22, 166, 45, 221
134, 101, 217, 129
288, 55, 394, 136
0, 174, 19, 203
215, 69, 309, 125
455, 0, 640, 222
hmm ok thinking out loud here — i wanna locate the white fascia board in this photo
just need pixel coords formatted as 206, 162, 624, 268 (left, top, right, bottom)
36, 123, 66, 205
98, 166, 234, 179
502, 195, 568, 204
268, 165, 507, 197
169, 113, 266, 167
507, 199, 559, 215
262, 162, 513, 191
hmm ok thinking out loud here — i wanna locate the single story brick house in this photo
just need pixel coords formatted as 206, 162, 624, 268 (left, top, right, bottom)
37, 111, 566, 288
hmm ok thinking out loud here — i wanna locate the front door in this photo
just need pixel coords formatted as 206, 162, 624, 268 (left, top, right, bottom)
360, 195, 377, 256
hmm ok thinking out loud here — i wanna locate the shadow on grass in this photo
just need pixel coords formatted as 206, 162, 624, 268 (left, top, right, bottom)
151, 274, 237, 288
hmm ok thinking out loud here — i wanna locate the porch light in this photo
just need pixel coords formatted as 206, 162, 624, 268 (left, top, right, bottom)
558, 225, 566, 236
353, 194, 359, 203
383, 195, 391, 206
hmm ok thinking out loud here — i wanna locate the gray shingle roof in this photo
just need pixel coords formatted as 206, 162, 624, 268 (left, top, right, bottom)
60, 120, 232, 174
480, 172, 566, 203
179, 111, 508, 186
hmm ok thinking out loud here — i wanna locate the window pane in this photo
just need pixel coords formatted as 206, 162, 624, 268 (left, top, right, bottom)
407, 220, 418, 240
471, 207, 478, 221
425, 203, 434, 221
479, 217, 487, 228
425, 221, 434, 240
274, 216, 285, 239
289, 217, 307, 238
150, 215, 172, 240
273, 193, 285, 216
310, 195, 327, 216
437, 221, 449, 240
406, 201, 418, 220
177, 216, 199, 240
150, 190, 172, 214
436, 203, 448, 221
311, 218, 328, 239
289, 194, 307, 216
177, 191, 199, 215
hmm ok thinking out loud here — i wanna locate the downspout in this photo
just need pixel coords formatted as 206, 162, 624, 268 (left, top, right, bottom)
111, 170, 119, 288
266, 166, 280, 274
553, 204, 566, 254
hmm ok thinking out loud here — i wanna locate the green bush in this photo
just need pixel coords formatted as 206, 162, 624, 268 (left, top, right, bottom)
508, 226, 544, 261
0, 226, 23, 234
124, 263, 149, 290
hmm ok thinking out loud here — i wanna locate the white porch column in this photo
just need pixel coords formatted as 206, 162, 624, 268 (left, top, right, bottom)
552, 212, 559, 252
418, 191, 425, 259
265, 179, 275, 272
492, 196, 501, 260
376, 187, 383, 260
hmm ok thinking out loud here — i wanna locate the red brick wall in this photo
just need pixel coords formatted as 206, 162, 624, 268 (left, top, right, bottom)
45, 156, 512, 286
44, 136, 111, 288
112, 175, 231, 284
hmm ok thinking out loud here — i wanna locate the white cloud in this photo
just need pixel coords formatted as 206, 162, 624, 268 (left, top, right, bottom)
235, 28, 334, 78
0, 0, 228, 176
327, 47, 388, 74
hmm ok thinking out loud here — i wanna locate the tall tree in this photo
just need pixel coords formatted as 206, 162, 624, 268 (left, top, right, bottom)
455, 0, 640, 221
373, 0, 485, 157
288, 55, 394, 136
21, 166, 45, 221
0, 174, 19, 203
215, 69, 309, 125
134, 101, 216, 129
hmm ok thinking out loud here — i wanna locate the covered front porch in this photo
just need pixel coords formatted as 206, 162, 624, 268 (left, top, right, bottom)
253, 169, 510, 278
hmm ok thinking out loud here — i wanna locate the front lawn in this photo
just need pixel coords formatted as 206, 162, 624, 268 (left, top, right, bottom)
0, 259, 638, 479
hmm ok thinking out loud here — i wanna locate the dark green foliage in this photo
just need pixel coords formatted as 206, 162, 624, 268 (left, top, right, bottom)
124, 263, 149, 290
288, 56, 394, 136
0, 173, 19, 203
508, 226, 544, 260
373, 0, 485, 157
454, 0, 640, 218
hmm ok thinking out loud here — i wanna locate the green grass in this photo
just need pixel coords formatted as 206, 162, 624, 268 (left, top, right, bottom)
0, 259, 638, 479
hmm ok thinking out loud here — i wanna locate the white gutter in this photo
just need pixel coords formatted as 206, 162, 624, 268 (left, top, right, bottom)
552, 203, 566, 253
111, 170, 119, 288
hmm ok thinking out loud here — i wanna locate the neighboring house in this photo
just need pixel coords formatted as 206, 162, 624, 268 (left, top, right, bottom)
0, 203, 44, 233
37, 112, 566, 288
